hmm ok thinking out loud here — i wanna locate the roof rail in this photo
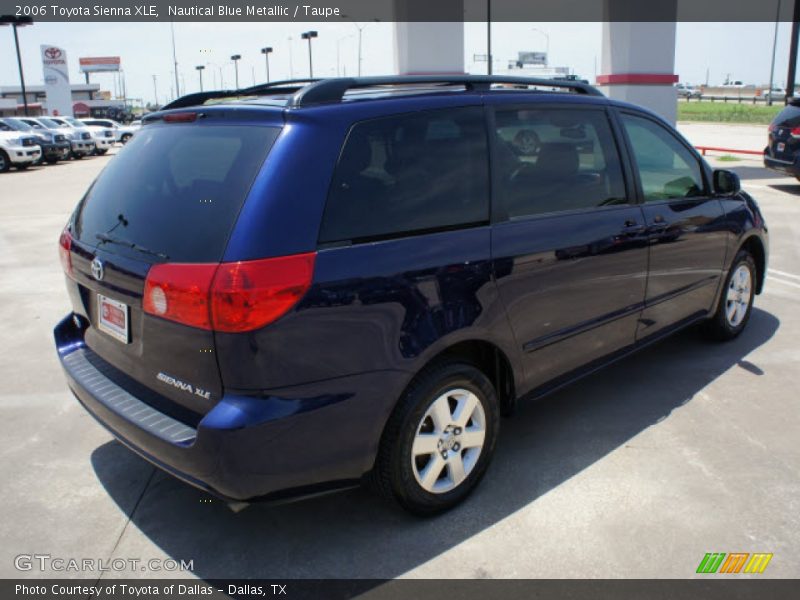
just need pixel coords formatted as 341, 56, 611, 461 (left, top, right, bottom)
288, 75, 604, 106
161, 79, 320, 110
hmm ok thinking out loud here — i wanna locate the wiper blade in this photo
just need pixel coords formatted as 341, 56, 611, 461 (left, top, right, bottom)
95, 233, 169, 260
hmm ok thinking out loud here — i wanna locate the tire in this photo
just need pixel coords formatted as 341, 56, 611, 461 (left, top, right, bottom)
705, 249, 756, 341
72, 153, 83, 160
46, 158, 59, 165
15, 163, 29, 170
0, 151, 10, 173
97, 149, 108, 155
372, 362, 500, 516
121, 134, 132, 144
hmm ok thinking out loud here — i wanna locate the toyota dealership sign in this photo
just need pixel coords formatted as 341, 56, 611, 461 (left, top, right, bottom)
40, 45, 73, 117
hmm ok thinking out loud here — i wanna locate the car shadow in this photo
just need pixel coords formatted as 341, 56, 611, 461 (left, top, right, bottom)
722, 165, 781, 181
769, 183, 800, 195
91, 308, 779, 581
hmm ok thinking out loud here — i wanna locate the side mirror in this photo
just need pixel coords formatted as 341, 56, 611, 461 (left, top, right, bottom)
713, 169, 741, 195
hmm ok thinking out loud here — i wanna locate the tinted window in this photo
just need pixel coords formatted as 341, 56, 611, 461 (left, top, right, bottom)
494, 108, 627, 219
319, 107, 489, 244
621, 113, 705, 201
74, 124, 280, 263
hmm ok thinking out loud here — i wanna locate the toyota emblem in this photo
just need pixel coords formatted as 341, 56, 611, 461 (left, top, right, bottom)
91, 257, 104, 281
44, 47, 62, 60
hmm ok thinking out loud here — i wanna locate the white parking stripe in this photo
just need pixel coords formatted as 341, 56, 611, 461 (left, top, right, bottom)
769, 268, 800, 281
767, 276, 800, 290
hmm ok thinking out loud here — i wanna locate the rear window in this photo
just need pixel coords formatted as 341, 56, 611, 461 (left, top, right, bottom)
774, 103, 800, 125
319, 106, 489, 244
73, 123, 280, 263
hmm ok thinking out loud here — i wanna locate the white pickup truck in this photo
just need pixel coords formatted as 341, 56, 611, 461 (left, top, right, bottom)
50, 116, 115, 155
0, 130, 42, 172
80, 118, 138, 144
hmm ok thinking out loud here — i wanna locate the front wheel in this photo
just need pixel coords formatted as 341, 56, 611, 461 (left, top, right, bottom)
705, 249, 756, 341
0, 151, 10, 173
372, 362, 499, 516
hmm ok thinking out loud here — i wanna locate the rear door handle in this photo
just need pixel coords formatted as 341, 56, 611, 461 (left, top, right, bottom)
621, 220, 645, 234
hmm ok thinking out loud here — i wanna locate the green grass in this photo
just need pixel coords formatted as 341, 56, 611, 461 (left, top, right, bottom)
716, 155, 742, 162
677, 101, 783, 124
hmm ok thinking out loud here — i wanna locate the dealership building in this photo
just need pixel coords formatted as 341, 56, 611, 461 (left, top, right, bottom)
0, 83, 121, 117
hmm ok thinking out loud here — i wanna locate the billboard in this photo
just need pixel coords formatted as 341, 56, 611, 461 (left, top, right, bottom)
518, 51, 548, 66
41, 45, 73, 117
79, 56, 121, 73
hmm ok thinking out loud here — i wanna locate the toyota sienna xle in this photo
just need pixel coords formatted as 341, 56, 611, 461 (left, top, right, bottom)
54, 76, 768, 515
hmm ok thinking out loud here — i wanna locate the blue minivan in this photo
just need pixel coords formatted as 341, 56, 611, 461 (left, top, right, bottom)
55, 77, 768, 514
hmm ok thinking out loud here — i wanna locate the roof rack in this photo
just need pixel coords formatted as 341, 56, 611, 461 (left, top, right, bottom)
161, 79, 320, 110
288, 75, 604, 106
159, 75, 603, 111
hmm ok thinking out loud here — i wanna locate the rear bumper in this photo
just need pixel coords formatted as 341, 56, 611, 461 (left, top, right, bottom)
763, 152, 800, 176
54, 314, 405, 501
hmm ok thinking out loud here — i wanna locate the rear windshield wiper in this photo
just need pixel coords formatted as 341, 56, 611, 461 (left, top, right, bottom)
95, 233, 169, 260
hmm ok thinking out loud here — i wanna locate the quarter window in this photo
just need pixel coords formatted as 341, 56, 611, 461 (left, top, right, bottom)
493, 108, 628, 219
621, 113, 705, 201
319, 107, 489, 244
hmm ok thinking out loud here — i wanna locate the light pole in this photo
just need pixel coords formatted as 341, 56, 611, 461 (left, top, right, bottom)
487, 0, 492, 75
231, 54, 241, 88
152, 74, 158, 107
170, 21, 180, 97
531, 27, 550, 66
261, 46, 273, 82
767, 0, 782, 106
336, 35, 353, 76
301, 31, 318, 78
196, 65, 205, 92
1, 15, 33, 116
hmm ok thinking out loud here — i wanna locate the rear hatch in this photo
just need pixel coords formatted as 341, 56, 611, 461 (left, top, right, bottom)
62, 113, 282, 418
767, 102, 800, 162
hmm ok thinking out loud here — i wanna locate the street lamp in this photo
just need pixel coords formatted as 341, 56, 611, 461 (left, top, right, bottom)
1, 15, 33, 116
301, 31, 318, 78
195, 65, 205, 92
231, 54, 241, 88
336, 35, 353, 76
260, 47, 273, 82
531, 27, 550, 66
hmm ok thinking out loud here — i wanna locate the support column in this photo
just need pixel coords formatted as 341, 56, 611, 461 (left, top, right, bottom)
393, 22, 465, 75
597, 21, 678, 123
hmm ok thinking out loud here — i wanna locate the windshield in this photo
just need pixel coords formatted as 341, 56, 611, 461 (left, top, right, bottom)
65, 117, 87, 128
73, 123, 282, 263
39, 118, 65, 128
2, 118, 32, 131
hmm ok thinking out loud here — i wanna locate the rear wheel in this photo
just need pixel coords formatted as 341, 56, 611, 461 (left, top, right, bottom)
121, 134, 132, 144
0, 151, 9, 173
372, 362, 499, 516
705, 249, 756, 341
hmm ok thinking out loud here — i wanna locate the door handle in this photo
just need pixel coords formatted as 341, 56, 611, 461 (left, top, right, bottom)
649, 216, 669, 232
620, 220, 645, 234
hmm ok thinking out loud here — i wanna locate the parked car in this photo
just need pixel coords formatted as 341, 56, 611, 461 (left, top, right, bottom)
762, 86, 786, 101
0, 129, 41, 172
676, 83, 702, 99
52, 116, 115, 155
25, 117, 95, 159
80, 118, 137, 144
764, 97, 800, 179
54, 76, 768, 515
0, 117, 71, 164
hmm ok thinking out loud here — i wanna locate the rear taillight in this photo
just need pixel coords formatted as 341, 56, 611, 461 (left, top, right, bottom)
791, 126, 800, 138
58, 229, 73, 277
142, 253, 316, 332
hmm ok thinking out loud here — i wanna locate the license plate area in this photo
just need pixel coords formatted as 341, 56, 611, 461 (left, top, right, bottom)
97, 294, 129, 343
777, 142, 786, 153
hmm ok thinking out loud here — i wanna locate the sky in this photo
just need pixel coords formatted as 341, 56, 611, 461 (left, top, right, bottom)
0, 21, 794, 106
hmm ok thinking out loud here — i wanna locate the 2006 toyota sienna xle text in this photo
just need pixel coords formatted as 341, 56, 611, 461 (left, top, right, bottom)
54, 76, 768, 515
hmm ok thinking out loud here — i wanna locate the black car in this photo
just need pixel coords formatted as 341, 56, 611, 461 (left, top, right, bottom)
54, 76, 768, 515
0, 117, 70, 164
764, 98, 800, 179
